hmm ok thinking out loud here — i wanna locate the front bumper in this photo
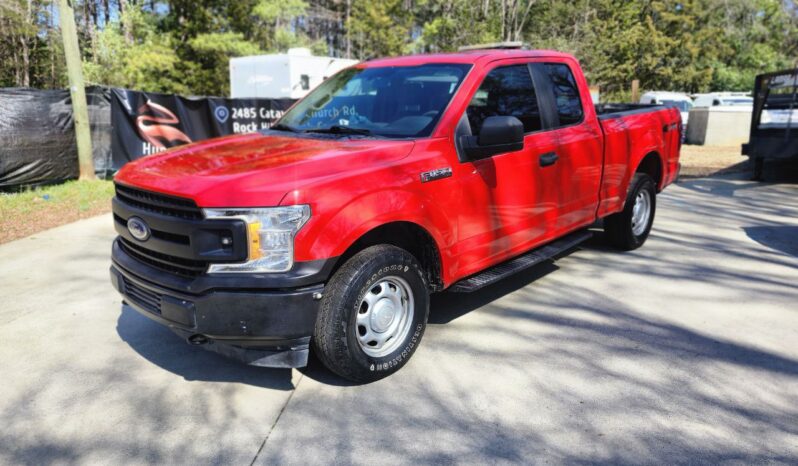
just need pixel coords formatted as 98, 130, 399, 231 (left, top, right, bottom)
111, 239, 327, 368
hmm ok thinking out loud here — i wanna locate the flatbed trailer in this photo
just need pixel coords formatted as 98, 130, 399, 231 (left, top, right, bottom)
742, 68, 798, 180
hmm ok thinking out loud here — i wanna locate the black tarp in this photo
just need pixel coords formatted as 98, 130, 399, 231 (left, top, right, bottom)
0, 86, 295, 190
0, 86, 111, 189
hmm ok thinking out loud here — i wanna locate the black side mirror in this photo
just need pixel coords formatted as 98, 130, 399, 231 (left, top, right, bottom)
460, 116, 524, 160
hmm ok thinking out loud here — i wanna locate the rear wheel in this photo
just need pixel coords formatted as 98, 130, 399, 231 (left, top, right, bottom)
604, 173, 657, 250
313, 245, 429, 383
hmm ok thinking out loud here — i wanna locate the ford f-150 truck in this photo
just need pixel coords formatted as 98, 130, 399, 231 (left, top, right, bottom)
110, 48, 681, 382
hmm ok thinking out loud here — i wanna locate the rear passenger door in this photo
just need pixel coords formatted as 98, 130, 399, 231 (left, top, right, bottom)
530, 61, 603, 234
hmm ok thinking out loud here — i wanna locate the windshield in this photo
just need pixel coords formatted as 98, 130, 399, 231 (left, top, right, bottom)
660, 100, 693, 112
274, 64, 471, 138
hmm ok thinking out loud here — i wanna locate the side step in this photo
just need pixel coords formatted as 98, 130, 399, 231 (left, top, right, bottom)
448, 230, 593, 292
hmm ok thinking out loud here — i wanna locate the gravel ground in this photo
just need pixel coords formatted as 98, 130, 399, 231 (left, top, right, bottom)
679, 144, 748, 178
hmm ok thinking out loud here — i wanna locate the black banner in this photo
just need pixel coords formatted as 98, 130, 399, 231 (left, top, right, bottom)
0, 86, 295, 190
110, 89, 295, 169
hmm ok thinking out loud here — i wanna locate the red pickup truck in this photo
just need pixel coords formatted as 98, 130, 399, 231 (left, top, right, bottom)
110, 49, 681, 382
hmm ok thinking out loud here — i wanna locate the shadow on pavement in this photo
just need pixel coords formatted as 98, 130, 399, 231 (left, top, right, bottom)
745, 225, 798, 258
116, 305, 294, 390
429, 260, 560, 325
263, 277, 798, 464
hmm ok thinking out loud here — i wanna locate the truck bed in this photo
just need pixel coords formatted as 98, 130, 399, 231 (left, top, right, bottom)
595, 103, 664, 119
594, 101, 682, 211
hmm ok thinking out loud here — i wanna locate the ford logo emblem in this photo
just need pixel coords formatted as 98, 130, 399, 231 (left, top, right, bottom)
127, 217, 151, 241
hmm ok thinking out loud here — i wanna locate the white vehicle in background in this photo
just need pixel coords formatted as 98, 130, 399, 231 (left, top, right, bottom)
640, 92, 692, 143
229, 48, 358, 99
639, 91, 693, 127
692, 92, 753, 108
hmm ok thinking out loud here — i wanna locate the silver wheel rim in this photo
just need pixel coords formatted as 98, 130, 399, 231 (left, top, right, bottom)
356, 276, 414, 358
631, 190, 652, 236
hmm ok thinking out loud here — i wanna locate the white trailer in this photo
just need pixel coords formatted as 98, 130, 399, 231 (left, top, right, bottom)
229, 48, 358, 99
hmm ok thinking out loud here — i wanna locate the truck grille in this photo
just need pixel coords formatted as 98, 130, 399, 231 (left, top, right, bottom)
115, 184, 203, 220
124, 278, 162, 314
119, 238, 208, 277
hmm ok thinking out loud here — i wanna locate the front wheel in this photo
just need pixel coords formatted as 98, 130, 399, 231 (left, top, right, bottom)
604, 173, 657, 250
313, 245, 429, 383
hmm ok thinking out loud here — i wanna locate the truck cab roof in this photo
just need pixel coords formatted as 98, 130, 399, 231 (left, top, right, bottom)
360, 49, 577, 68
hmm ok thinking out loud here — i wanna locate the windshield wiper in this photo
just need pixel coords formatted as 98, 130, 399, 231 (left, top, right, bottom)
304, 125, 371, 136
270, 123, 298, 132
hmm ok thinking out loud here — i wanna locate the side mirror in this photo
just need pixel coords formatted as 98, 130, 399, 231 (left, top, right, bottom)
460, 116, 524, 160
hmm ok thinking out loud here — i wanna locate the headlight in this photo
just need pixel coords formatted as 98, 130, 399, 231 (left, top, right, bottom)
203, 205, 310, 273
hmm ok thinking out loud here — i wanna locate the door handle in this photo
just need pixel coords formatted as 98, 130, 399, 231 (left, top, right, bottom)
539, 152, 559, 167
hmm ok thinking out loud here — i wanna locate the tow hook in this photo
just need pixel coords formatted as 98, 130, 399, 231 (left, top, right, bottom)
188, 334, 209, 345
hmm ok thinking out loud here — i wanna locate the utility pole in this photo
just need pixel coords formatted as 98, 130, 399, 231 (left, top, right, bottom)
631, 79, 640, 104
57, 0, 95, 180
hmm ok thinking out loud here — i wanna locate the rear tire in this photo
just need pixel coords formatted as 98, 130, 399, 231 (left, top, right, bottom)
604, 173, 657, 251
313, 245, 429, 383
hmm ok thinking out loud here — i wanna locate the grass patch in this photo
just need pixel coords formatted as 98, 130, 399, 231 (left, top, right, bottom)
0, 180, 114, 244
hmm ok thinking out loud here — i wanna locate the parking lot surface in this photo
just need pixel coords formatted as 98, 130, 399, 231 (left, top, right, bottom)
1, 175, 797, 465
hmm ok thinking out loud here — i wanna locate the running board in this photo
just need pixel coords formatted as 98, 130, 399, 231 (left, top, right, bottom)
448, 230, 592, 292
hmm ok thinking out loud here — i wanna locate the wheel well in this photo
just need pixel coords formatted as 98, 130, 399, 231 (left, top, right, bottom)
334, 222, 444, 292
636, 152, 663, 190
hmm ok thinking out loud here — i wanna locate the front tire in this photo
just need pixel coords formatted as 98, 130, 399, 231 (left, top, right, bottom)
313, 245, 429, 383
604, 173, 657, 250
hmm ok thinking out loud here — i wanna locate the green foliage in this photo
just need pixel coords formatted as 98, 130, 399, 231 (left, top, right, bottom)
3, 0, 798, 97
348, 0, 412, 58
253, 0, 308, 22
83, 7, 188, 93
415, 0, 500, 52
185, 32, 262, 96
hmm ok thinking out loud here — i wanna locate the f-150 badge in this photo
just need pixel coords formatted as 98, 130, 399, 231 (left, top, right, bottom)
420, 167, 452, 183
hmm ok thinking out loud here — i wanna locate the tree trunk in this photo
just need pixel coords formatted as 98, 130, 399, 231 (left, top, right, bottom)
119, 0, 133, 43
50, 0, 57, 87
12, 41, 21, 87
345, 0, 351, 59
20, 0, 32, 87
84, 0, 98, 61
19, 36, 30, 87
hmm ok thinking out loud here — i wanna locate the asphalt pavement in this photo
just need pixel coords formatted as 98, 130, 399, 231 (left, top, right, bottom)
1, 174, 797, 465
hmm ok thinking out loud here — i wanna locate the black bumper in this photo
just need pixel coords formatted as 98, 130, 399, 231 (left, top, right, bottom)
111, 239, 328, 368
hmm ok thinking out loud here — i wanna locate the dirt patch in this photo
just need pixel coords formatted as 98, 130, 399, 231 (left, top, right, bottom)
0, 180, 114, 244
679, 144, 749, 178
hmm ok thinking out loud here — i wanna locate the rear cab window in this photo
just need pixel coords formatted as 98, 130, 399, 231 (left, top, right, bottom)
542, 63, 584, 127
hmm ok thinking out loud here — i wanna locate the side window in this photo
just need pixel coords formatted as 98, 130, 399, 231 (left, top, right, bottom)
543, 63, 584, 127
466, 65, 542, 134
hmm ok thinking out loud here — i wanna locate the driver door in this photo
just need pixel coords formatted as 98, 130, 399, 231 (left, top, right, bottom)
453, 62, 560, 277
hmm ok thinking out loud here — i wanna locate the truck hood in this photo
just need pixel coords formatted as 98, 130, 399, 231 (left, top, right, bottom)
114, 133, 415, 207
